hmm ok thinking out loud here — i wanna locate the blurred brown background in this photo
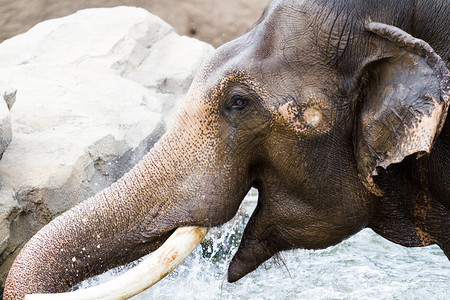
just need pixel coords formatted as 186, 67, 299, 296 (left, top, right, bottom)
0, 0, 270, 47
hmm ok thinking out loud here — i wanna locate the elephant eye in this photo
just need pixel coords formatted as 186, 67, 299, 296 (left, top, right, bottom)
230, 96, 248, 110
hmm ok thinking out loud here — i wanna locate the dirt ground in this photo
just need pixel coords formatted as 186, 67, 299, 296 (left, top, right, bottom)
0, 0, 270, 48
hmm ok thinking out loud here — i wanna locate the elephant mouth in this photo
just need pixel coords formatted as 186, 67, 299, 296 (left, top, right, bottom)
24, 226, 209, 300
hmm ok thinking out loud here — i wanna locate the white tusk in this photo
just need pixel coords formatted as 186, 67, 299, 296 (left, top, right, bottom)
25, 226, 209, 300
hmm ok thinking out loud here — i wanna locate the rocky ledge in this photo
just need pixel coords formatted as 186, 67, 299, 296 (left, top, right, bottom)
0, 6, 214, 285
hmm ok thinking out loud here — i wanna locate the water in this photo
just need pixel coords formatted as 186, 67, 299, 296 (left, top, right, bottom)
78, 190, 449, 299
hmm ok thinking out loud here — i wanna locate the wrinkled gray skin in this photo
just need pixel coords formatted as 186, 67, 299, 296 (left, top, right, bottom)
4, 0, 450, 298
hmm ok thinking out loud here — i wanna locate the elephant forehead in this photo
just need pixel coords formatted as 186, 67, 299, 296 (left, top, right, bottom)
202, 1, 323, 78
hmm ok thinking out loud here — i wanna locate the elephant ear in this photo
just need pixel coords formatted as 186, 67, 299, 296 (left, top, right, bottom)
356, 22, 450, 195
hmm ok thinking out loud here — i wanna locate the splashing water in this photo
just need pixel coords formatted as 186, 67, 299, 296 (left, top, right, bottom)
77, 189, 449, 299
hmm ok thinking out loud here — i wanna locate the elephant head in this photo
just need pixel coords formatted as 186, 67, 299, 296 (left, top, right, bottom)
5, 0, 450, 299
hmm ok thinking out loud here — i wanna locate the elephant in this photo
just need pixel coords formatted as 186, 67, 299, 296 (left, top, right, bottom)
4, 0, 450, 298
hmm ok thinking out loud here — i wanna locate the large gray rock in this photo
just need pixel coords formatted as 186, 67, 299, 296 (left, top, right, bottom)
0, 6, 214, 285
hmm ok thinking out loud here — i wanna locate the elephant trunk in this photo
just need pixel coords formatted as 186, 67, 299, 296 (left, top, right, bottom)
5, 71, 248, 298
3, 131, 204, 299
23, 226, 208, 300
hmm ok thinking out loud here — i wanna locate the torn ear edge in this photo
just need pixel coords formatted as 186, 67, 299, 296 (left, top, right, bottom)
356, 22, 450, 196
